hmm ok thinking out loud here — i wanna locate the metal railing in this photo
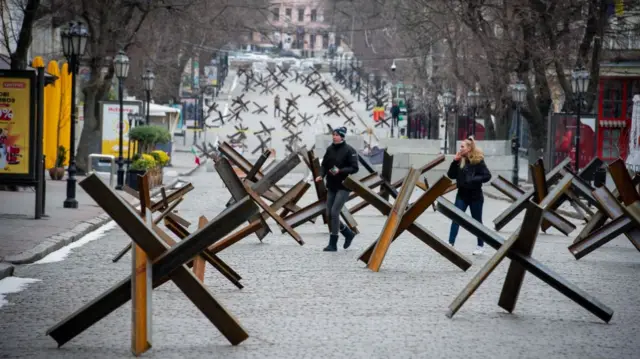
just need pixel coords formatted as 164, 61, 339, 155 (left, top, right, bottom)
87, 154, 116, 188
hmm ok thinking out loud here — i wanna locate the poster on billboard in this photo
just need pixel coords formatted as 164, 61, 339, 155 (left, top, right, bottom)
180, 58, 193, 97
181, 98, 197, 129
100, 101, 142, 157
0, 70, 37, 182
204, 66, 217, 86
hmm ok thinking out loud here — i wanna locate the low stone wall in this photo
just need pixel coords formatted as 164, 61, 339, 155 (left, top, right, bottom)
312, 137, 523, 184
455, 140, 511, 156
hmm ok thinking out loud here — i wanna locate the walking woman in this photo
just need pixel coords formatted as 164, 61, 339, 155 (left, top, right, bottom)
315, 127, 359, 251
447, 137, 492, 255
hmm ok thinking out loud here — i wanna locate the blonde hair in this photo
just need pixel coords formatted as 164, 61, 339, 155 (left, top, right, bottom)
460, 136, 484, 168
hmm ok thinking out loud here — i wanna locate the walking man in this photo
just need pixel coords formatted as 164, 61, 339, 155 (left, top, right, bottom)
274, 94, 281, 117
315, 127, 359, 251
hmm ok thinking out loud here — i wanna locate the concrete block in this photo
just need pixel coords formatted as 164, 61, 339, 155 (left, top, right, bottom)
379, 138, 441, 155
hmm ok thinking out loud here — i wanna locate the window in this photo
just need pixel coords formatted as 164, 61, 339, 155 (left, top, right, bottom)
285, 8, 292, 19
602, 79, 624, 119
298, 8, 304, 22
323, 33, 329, 49
310, 9, 317, 22
272, 8, 279, 21
602, 129, 621, 159
310, 34, 316, 49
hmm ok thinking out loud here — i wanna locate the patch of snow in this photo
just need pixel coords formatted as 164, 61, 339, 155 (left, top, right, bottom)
0, 277, 41, 309
33, 221, 117, 264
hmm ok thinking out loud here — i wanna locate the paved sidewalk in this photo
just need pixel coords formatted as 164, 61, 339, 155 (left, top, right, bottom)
0, 151, 203, 279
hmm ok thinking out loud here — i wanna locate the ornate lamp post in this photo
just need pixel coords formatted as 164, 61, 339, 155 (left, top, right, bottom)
61, 21, 89, 209
571, 67, 590, 172
467, 90, 480, 137
141, 69, 155, 125
510, 82, 527, 185
113, 50, 130, 190
442, 90, 455, 154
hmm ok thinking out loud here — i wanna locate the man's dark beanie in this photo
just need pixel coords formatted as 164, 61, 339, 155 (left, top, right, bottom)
333, 127, 347, 138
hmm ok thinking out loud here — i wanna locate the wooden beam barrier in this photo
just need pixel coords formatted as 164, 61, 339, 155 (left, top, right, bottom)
209, 180, 309, 253
344, 175, 472, 272
46, 174, 258, 349
436, 197, 613, 323
132, 173, 152, 355
568, 159, 640, 258
349, 154, 446, 214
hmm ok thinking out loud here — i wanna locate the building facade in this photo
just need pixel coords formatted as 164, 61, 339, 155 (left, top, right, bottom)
596, 13, 640, 163
252, 1, 336, 56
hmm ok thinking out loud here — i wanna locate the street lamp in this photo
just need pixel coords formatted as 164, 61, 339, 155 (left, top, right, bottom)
510, 82, 527, 185
467, 90, 479, 137
571, 67, 589, 172
113, 50, 130, 190
141, 68, 155, 125
443, 90, 455, 154
60, 21, 89, 209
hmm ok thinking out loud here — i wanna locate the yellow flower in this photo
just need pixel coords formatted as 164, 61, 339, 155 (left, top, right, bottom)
150, 150, 170, 166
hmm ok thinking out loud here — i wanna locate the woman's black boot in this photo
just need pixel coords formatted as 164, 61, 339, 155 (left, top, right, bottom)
323, 234, 339, 251
340, 225, 356, 249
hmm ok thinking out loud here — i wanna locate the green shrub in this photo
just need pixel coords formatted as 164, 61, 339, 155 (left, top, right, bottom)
128, 125, 171, 153
55, 146, 67, 168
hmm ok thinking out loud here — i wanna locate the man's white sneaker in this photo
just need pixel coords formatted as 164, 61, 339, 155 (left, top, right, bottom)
472, 246, 484, 255
449, 242, 454, 246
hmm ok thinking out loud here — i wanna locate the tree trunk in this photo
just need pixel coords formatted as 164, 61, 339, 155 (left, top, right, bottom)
9, 0, 41, 70
76, 66, 113, 173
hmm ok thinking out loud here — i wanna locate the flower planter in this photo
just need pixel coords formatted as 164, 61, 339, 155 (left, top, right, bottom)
126, 169, 147, 191
48, 167, 65, 180
147, 167, 163, 188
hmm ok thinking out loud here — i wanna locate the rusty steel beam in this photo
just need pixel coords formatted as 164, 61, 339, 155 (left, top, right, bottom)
493, 158, 574, 231
209, 180, 308, 253
278, 181, 311, 219
242, 181, 304, 245
572, 173, 640, 245
352, 155, 446, 214
358, 175, 451, 264
366, 168, 420, 271
218, 141, 288, 197
380, 149, 396, 200
216, 158, 271, 240
46, 174, 258, 348
344, 175, 472, 271
163, 216, 244, 288
447, 202, 544, 319
307, 150, 329, 224
245, 149, 271, 181
491, 175, 524, 201
252, 152, 301, 195
568, 187, 640, 259
150, 183, 195, 213
436, 197, 613, 323
609, 159, 640, 205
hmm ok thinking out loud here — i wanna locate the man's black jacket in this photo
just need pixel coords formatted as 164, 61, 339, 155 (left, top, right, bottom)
447, 159, 492, 202
320, 141, 359, 191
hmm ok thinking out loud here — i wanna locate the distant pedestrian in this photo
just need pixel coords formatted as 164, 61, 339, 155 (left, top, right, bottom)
315, 126, 359, 251
447, 136, 491, 255
274, 94, 281, 117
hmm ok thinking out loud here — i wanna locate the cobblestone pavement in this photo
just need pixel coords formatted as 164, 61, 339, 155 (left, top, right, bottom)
0, 168, 638, 358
